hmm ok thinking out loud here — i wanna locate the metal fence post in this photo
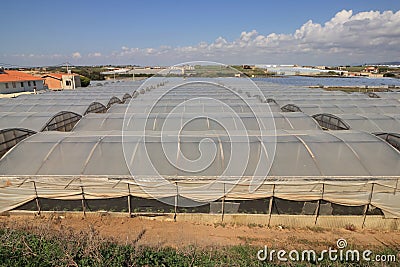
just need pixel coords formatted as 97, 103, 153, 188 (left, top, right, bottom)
174, 182, 178, 222
314, 183, 325, 225
268, 184, 275, 227
33, 181, 41, 215
362, 183, 375, 229
80, 186, 86, 217
221, 183, 226, 222
127, 183, 132, 217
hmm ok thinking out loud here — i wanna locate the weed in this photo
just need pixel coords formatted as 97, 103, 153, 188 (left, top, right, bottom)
345, 224, 357, 231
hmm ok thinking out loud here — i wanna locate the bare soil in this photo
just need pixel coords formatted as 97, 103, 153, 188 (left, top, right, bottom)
1, 213, 399, 251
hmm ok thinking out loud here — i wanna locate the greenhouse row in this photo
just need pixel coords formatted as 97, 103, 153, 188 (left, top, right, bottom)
0, 78, 399, 220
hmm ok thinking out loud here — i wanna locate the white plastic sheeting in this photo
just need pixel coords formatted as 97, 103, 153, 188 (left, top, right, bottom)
108, 103, 281, 114
1, 77, 400, 218
0, 103, 106, 115
73, 112, 321, 132
335, 114, 400, 133
281, 103, 400, 115
0, 112, 81, 132
0, 130, 399, 216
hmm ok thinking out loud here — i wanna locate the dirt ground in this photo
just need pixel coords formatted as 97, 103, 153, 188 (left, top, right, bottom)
0, 213, 399, 251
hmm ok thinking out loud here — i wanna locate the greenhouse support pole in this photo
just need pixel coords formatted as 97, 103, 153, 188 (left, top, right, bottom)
268, 184, 275, 227
362, 183, 375, 229
174, 182, 178, 222
127, 184, 132, 217
81, 186, 86, 217
33, 181, 41, 215
221, 183, 226, 222
314, 183, 325, 225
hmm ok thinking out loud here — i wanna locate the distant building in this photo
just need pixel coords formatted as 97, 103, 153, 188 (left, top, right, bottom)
363, 66, 378, 73
42, 73, 81, 90
0, 68, 44, 94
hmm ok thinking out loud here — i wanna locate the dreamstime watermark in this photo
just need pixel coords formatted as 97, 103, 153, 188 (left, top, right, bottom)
257, 238, 397, 263
122, 61, 277, 207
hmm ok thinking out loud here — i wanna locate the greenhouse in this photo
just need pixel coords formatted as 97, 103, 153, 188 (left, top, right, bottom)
313, 113, 400, 133
375, 133, 400, 151
0, 130, 399, 217
0, 111, 82, 157
72, 112, 321, 132
109, 102, 281, 114
369, 92, 400, 101
0, 78, 399, 225
0, 102, 107, 115
281, 103, 400, 115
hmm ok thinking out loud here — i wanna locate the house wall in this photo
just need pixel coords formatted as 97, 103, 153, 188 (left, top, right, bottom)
0, 80, 44, 94
44, 77, 62, 90
62, 75, 81, 89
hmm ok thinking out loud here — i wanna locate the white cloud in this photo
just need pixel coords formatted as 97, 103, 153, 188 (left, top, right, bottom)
72, 52, 82, 59
112, 9, 400, 65
88, 52, 102, 57
3, 10, 400, 66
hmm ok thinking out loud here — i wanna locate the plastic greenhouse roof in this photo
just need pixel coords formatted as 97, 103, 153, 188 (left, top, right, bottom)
108, 102, 281, 114
72, 112, 321, 132
374, 92, 400, 101
0, 103, 105, 115
0, 112, 80, 132
283, 103, 400, 115
335, 113, 400, 133
7, 97, 118, 107
1, 130, 399, 178
277, 98, 399, 106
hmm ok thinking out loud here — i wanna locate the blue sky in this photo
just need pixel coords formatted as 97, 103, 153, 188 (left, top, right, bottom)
1, 0, 400, 66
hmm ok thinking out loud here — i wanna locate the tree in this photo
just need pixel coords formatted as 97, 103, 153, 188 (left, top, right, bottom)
383, 73, 395, 77
80, 76, 90, 87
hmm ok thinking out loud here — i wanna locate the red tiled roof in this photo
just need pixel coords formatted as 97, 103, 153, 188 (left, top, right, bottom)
42, 73, 79, 80
0, 70, 43, 83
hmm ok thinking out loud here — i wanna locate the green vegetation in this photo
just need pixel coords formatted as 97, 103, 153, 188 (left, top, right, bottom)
71, 67, 106, 81
0, 227, 397, 266
44, 66, 107, 81
180, 65, 273, 77
0, 228, 277, 267
231, 65, 273, 77
116, 73, 154, 78
326, 71, 339, 75
384, 72, 396, 77
80, 76, 91, 87
341, 66, 364, 72
322, 87, 392, 93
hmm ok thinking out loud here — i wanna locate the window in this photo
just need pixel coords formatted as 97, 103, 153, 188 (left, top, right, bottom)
28, 81, 31, 86
20, 82, 24, 87
33, 81, 36, 86
5, 83, 9, 89
12, 82, 16, 88
65, 80, 71, 86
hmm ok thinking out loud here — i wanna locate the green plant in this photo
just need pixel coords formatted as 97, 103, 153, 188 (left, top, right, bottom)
80, 75, 91, 87
344, 223, 357, 231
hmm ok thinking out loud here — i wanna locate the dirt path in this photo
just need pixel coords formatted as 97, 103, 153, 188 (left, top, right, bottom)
1, 213, 399, 251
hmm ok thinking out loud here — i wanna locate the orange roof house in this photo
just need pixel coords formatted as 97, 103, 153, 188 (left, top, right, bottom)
0, 68, 44, 94
0, 70, 43, 83
42, 73, 81, 90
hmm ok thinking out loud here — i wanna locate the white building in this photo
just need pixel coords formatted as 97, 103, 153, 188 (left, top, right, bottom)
42, 73, 81, 90
0, 68, 44, 94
